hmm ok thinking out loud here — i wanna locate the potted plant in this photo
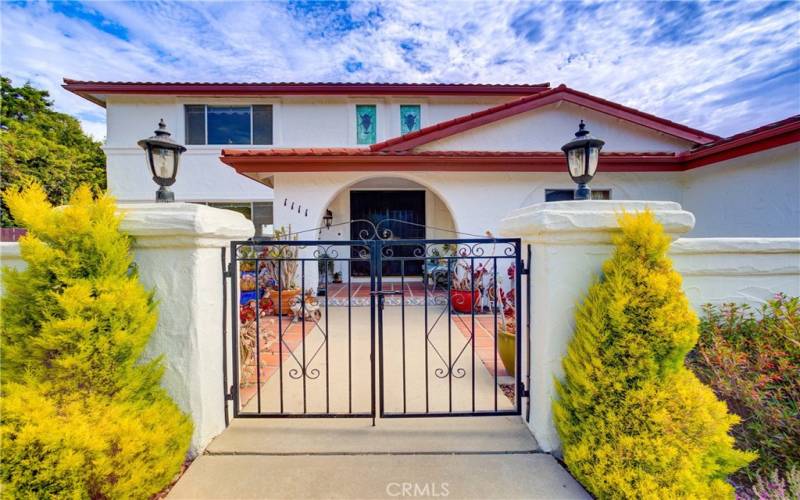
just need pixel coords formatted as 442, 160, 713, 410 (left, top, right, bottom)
497, 265, 516, 376
333, 271, 343, 283
450, 260, 485, 314
497, 300, 516, 377
260, 227, 301, 316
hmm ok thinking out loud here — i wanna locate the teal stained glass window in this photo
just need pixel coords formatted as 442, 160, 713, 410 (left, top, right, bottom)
400, 105, 421, 134
356, 105, 377, 144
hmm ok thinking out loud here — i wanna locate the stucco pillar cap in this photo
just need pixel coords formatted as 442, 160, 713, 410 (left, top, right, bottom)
118, 202, 255, 248
500, 200, 695, 244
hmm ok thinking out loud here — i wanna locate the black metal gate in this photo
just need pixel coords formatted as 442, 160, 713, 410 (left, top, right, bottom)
226, 220, 527, 421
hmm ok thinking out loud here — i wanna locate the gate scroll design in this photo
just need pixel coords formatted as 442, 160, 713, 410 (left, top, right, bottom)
227, 219, 527, 421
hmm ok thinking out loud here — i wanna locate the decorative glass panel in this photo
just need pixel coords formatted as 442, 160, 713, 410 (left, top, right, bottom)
400, 105, 421, 134
252, 105, 273, 145
207, 106, 251, 144
184, 105, 206, 145
356, 105, 377, 144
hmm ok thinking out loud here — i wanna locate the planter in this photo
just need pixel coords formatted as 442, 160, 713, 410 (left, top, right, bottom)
268, 288, 301, 316
450, 289, 480, 314
498, 330, 515, 377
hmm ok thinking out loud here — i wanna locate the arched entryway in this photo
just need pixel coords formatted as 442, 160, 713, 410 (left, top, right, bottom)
318, 176, 457, 281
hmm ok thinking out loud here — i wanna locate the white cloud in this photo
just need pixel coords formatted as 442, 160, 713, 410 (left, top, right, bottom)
1, 0, 798, 140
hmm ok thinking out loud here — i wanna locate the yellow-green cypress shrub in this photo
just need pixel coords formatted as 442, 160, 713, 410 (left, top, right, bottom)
1, 184, 192, 498
553, 211, 755, 499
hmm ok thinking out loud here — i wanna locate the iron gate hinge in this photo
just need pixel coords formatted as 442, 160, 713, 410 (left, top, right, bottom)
224, 262, 234, 278
225, 386, 234, 401
520, 382, 530, 398
521, 262, 530, 275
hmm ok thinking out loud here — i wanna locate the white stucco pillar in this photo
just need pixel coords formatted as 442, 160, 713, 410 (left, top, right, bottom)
120, 203, 254, 454
500, 200, 695, 453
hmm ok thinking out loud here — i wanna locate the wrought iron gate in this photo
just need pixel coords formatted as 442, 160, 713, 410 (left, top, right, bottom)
226, 220, 527, 421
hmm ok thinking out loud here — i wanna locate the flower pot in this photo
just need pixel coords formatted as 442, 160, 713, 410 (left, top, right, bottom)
268, 288, 301, 316
498, 330, 515, 377
450, 289, 480, 314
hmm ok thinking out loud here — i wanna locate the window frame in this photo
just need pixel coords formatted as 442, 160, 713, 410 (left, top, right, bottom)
203, 200, 274, 237
184, 104, 273, 146
544, 188, 612, 202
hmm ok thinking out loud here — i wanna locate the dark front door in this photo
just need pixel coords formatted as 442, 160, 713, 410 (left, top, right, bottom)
350, 190, 425, 277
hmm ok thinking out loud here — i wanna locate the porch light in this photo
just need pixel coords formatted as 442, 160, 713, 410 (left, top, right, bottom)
137, 119, 186, 202
323, 210, 334, 229
561, 120, 605, 200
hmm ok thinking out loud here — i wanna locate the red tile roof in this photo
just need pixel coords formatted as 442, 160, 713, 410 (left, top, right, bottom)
370, 84, 719, 150
220, 148, 682, 173
220, 115, 800, 173
62, 78, 551, 104
679, 114, 800, 169
221, 148, 677, 158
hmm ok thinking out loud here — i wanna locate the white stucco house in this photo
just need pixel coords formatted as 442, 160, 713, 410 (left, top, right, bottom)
64, 79, 800, 242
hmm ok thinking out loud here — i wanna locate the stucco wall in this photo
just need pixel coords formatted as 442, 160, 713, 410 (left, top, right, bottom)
500, 199, 800, 452
682, 143, 800, 237
671, 237, 800, 307
272, 170, 686, 238
0, 205, 255, 455
417, 101, 695, 152
103, 95, 507, 202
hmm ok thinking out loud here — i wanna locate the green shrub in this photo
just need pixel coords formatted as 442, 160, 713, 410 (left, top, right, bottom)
1, 184, 192, 498
553, 211, 755, 499
688, 295, 799, 487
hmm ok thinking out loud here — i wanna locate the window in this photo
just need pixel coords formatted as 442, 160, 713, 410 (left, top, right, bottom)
545, 189, 611, 202
206, 201, 274, 237
184, 105, 273, 145
400, 105, 421, 134
356, 104, 377, 144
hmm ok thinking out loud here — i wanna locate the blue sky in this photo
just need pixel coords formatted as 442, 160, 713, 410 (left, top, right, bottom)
1, 0, 798, 140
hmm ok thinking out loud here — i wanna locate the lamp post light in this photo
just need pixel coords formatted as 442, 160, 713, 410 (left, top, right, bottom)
137, 119, 186, 203
561, 120, 605, 200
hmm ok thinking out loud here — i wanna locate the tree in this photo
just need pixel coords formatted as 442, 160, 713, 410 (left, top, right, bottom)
1, 76, 106, 227
1, 184, 191, 498
553, 211, 754, 498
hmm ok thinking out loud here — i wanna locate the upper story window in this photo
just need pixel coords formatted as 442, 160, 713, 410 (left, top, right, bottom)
545, 189, 611, 202
400, 105, 421, 134
356, 104, 377, 144
185, 105, 273, 145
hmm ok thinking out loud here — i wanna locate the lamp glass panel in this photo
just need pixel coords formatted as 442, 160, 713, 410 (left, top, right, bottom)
587, 146, 600, 176
567, 148, 585, 178
152, 146, 175, 179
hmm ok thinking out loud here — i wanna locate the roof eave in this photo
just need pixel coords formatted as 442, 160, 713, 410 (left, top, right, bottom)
220, 153, 683, 173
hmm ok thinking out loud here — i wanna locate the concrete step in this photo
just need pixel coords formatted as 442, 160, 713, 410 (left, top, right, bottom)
207, 416, 538, 455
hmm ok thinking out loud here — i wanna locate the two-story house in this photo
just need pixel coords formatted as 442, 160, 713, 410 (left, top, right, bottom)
64, 79, 800, 247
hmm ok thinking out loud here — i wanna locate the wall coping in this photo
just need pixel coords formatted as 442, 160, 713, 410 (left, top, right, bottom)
0, 242, 21, 260
671, 237, 800, 254
119, 203, 255, 248
500, 200, 695, 243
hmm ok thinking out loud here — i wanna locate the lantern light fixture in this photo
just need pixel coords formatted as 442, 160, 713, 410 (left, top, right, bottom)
561, 120, 605, 200
323, 210, 334, 229
137, 119, 186, 203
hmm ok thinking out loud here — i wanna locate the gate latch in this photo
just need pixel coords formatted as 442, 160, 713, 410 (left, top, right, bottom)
371, 290, 403, 310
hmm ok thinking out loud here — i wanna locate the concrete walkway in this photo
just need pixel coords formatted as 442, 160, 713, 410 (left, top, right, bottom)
241, 305, 514, 416
168, 417, 589, 499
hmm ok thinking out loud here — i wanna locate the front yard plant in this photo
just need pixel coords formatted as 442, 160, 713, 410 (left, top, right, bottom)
688, 296, 799, 497
553, 211, 755, 498
0, 184, 192, 498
